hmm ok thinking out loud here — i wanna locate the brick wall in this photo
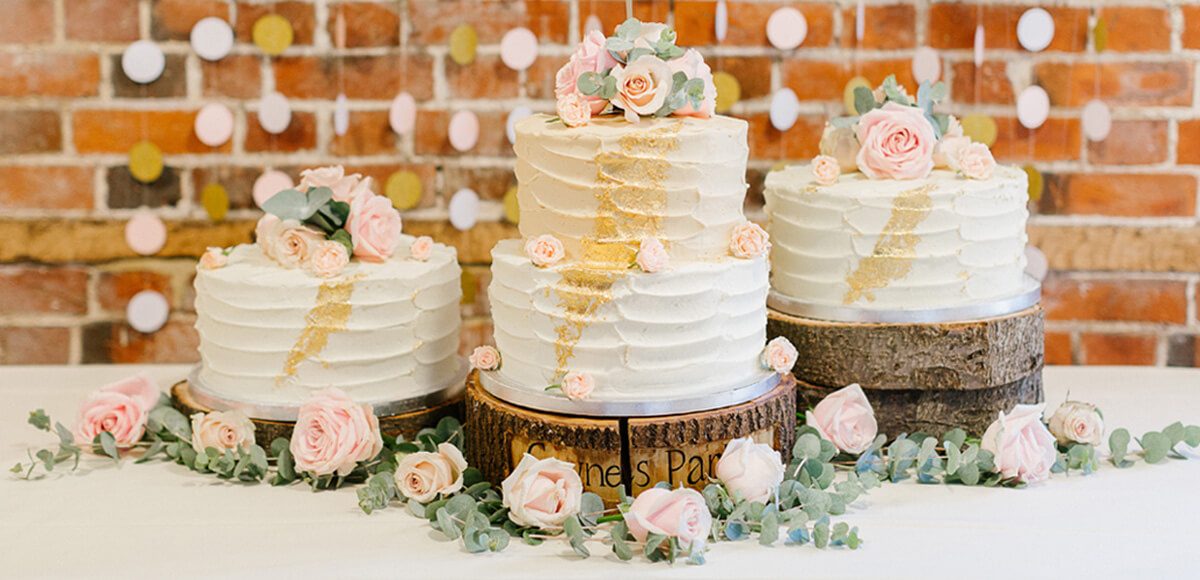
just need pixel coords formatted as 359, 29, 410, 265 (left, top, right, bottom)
0, 0, 1197, 367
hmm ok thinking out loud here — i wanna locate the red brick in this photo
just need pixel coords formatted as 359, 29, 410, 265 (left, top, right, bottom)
151, 0, 229, 40
1166, 335, 1197, 368
274, 55, 434, 101
458, 318, 494, 357
1185, 6, 1200, 50
0, 110, 61, 155
327, 2, 399, 48
112, 54, 188, 99
929, 5, 1087, 52
839, 4, 916, 49
0, 166, 94, 210
415, 110, 512, 158
82, 320, 200, 364
1039, 173, 1196, 218
1044, 332, 1073, 365
0, 266, 89, 315
990, 117, 1080, 163
65, 0, 140, 42
711, 56, 773, 101
329, 111, 398, 157
1100, 7, 1171, 52
1080, 333, 1157, 366
1042, 278, 1187, 324
235, 2, 316, 46
191, 166, 261, 210
744, 113, 824, 161
1177, 120, 1200, 166
675, 2, 834, 48
583, 0, 668, 39
343, 164, 439, 210
0, 0, 54, 44
0, 53, 101, 97
447, 55, 520, 100
1035, 62, 1193, 107
410, 0, 569, 45
201, 55, 262, 99
244, 111, 317, 153
1087, 120, 1168, 166
0, 327, 71, 364
460, 265, 492, 318
782, 59, 915, 103
73, 110, 231, 154
96, 270, 174, 312
443, 166, 516, 201
950, 61, 1012, 105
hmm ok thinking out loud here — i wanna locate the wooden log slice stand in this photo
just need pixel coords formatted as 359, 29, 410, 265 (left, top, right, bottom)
464, 371, 796, 504
172, 380, 464, 447
768, 305, 1045, 436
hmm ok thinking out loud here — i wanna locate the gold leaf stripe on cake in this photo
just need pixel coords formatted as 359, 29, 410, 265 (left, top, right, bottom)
279, 276, 360, 385
842, 184, 935, 305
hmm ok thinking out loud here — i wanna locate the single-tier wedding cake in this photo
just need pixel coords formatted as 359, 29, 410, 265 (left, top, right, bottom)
193, 167, 463, 409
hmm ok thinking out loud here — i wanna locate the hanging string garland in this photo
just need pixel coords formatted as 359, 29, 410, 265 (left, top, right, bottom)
1016, 85, 1050, 130
448, 188, 480, 231
385, 170, 423, 211
1024, 165, 1045, 203
194, 103, 234, 147
911, 47, 941, 84
252, 170, 294, 209
712, 72, 740, 114
506, 106, 533, 144
334, 94, 350, 137
974, 25, 985, 67
714, 0, 728, 42
257, 92, 293, 134
1081, 100, 1111, 142
127, 290, 171, 334
1024, 246, 1049, 282
253, 14, 294, 56
766, 7, 807, 50
769, 88, 801, 132
961, 113, 999, 147
125, 211, 167, 256
448, 110, 480, 152
449, 24, 478, 66
121, 40, 165, 84
503, 186, 520, 225
500, 27, 538, 71
390, 93, 417, 135
190, 17, 233, 61
200, 183, 230, 222
1017, 8, 1055, 52
128, 141, 164, 184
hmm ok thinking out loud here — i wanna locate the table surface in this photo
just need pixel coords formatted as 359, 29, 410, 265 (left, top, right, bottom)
1, 365, 1198, 580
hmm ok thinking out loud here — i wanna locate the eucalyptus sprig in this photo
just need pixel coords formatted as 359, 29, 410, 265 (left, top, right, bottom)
9, 409, 82, 479
260, 185, 354, 255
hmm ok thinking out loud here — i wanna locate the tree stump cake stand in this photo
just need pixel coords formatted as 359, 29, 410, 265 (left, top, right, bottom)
464, 371, 797, 504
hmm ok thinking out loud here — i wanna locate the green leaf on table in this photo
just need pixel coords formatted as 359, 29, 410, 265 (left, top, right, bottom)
813, 517, 831, 549
136, 439, 167, 464
97, 432, 119, 461
945, 442, 962, 475
28, 409, 50, 431
580, 492, 604, 527
272, 446, 297, 485
148, 406, 191, 441
436, 507, 462, 540
1163, 422, 1185, 446
10, 463, 22, 474
957, 462, 980, 486
643, 532, 667, 561
1184, 425, 1200, 448
54, 422, 74, 445
846, 527, 862, 549
794, 433, 821, 460
759, 512, 779, 546
35, 449, 55, 471
1139, 431, 1171, 464
786, 524, 810, 545
610, 521, 634, 560
942, 428, 967, 450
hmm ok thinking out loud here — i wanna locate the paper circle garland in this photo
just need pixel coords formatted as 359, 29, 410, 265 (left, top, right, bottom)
1024, 165, 1045, 203
1017, 8, 1054, 53
449, 24, 478, 66
503, 186, 520, 224
713, 71, 741, 113
253, 14, 294, 56
974, 25, 985, 67
500, 27, 538, 71
385, 170, 423, 210
389, 92, 417, 135
194, 103, 234, 147
715, 0, 729, 43
200, 183, 229, 221
1024, 246, 1049, 282
125, 211, 167, 256
769, 88, 801, 132
1017, 85, 1050, 130
257, 92, 292, 134
190, 17, 234, 61
1081, 99, 1112, 142
334, 94, 350, 137
506, 106, 533, 144
121, 40, 165, 84
127, 290, 170, 334
911, 47, 941, 84
448, 110, 480, 152
252, 170, 293, 208
961, 113, 998, 146
460, 269, 477, 305
766, 7, 807, 50
448, 188, 480, 231
128, 141, 164, 183
843, 76, 871, 114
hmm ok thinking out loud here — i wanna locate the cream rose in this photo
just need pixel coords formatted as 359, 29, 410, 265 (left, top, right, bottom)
624, 487, 712, 550
811, 155, 841, 186
300, 165, 365, 203
819, 124, 861, 172
715, 437, 784, 503
933, 135, 970, 169
805, 384, 878, 455
306, 240, 350, 278
556, 92, 592, 128
955, 142, 996, 180
981, 404, 1058, 483
524, 234, 565, 267
610, 55, 673, 122
1047, 401, 1105, 447
762, 337, 798, 374
199, 247, 228, 270
501, 454, 584, 528
855, 102, 937, 180
346, 192, 402, 262
74, 392, 148, 448
254, 214, 279, 258
554, 30, 617, 114
395, 442, 468, 503
190, 410, 256, 453
289, 388, 383, 477
409, 236, 434, 261
668, 49, 716, 119
259, 217, 322, 269
469, 345, 501, 371
560, 371, 594, 401
636, 237, 669, 273
729, 222, 770, 259
945, 115, 964, 138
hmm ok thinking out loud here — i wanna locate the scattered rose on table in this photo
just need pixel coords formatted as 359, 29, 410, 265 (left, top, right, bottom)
715, 437, 784, 503
190, 410, 256, 453
624, 487, 713, 551
981, 404, 1058, 483
395, 442, 468, 503
806, 384, 878, 455
289, 388, 383, 477
1047, 400, 1105, 447
501, 454, 584, 528
74, 390, 150, 448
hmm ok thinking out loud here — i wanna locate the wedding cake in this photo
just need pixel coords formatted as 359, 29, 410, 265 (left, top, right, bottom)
193, 167, 464, 410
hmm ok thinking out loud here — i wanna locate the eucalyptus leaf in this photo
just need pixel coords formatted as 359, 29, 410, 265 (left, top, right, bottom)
97, 432, 119, 461
54, 422, 74, 446
149, 406, 191, 441
436, 507, 462, 540
1163, 422, 1185, 446
853, 86, 877, 116
1140, 431, 1171, 464
28, 409, 50, 431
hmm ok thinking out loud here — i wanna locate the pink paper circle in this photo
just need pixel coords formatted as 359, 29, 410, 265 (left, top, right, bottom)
253, 169, 294, 208
448, 110, 480, 152
194, 103, 234, 147
911, 47, 941, 84
766, 7, 807, 50
127, 290, 170, 334
389, 92, 417, 135
1081, 99, 1112, 142
500, 27, 538, 71
1017, 85, 1050, 129
334, 93, 349, 136
257, 92, 292, 134
448, 188, 480, 231
125, 211, 167, 256
506, 106, 533, 144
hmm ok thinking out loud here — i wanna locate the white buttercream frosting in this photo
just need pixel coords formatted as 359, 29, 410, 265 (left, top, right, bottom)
193, 235, 463, 406
764, 165, 1029, 310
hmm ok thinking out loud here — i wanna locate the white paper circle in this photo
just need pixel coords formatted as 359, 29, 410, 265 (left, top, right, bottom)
766, 7, 807, 50
121, 40, 165, 84
769, 88, 801, 131
1016, 85, 1050, 129
448, 110, 480, 152
500, 27, 538, 71
448, 188, 480, 231
190, 17, 234, 61
855, 0, 865, 42
257, 92, 292, 134
1081, 99, 1112, 142
253, 169, 294, 208
506, 106, 533, 144
584, 14, 602, 36
334, 94, 350, 136
715, 0, 729, 43
194, 103, 234, 147
125, 211, 167, 256
389, 92, 417, 135
974, 25, 985, 67
1017, 8, 1054, 52
127, 290, 170, 334
911, 47, 941, 84
1024, 246, 1049, 282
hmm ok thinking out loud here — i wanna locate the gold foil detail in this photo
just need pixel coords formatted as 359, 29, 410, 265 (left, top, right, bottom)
279, 276, 360, 384
843, 184, 935, 304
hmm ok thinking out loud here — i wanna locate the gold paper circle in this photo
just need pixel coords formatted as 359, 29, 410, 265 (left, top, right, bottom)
771, 161, 789, 172
253, 14, 294, 56
449, 24, 478, 66
713, 71, 741, 113
961, 113, 998, 147
503, 185, 520, 224
843, 76, 872, 115
1024, 165, 1044, 202
460, 269, 477, 305
385, 170, 422, 210
129, 141, 164, 183
200, 183, 229, 221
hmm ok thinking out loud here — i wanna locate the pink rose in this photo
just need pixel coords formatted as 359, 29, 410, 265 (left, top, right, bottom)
300, 165, 366, 203
556, 92, 592, 128
668, 49, 716, 118
811, 155, 841, 186
636, 237, 669, 273
819, 124, 860, 171
981, 404, 1057, 483
346, 192, 403, 262
554, 30, 616, 114
561, 371, 594, 401
74, 392, 148, 448
306, 240, 350, 278
855, 102, 936, 180
501, 454, 584, 528
624, 487, 712, 550
97, 373, 160, 413
289, 388, 383, 477
761, 337, 798, 374
469, 345, 501, 371
190, 410, 256, 453
199, 247, 228, 270
395, 442, 468, 503
610, 55, 673, 122
524, 234, 565, 267
954, 142, 996, 180
729, 222, 770, 259
805, 384, 878, 455
933, 135, 970, 169
715, 437, 784, 503
409, 236, 434, 261
1047, 401, 1105, 447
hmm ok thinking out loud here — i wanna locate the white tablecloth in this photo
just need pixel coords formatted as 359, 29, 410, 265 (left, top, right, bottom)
1, 365, 1198, 579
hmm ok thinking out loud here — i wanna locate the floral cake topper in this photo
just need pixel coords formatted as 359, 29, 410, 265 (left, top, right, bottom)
554, 19, 716, 127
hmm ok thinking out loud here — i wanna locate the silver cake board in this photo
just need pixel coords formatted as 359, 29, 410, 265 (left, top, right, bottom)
767, 276, 1042, 324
